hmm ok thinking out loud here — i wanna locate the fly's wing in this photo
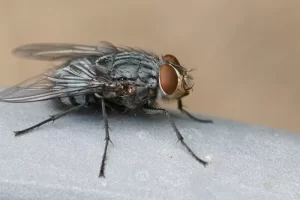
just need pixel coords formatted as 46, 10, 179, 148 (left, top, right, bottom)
0, 63, 113, 103
12, 41, 118, 61
0, 42, 121, 103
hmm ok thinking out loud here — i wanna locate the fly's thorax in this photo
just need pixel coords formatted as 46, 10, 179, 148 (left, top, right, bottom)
158, 54, 194, 100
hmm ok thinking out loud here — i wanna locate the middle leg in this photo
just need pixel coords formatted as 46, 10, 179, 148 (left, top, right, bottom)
99, 99, 113, 178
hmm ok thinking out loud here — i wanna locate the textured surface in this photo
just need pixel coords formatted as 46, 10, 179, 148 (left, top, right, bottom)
0, 98, 300, 199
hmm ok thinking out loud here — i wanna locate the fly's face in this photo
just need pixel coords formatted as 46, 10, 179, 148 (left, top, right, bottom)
158, 54, 194, 100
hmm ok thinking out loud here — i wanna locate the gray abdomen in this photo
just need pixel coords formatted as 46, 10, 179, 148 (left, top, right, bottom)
58, 94, 98, 107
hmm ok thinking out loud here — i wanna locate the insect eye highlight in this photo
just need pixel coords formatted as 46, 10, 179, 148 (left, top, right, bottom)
163, 54, 180, 66
159, 64, 178, 95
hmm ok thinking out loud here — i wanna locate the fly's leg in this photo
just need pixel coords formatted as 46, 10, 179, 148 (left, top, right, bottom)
99, 99, 113, 178
143, 105, 208, 166
178, 99, 213, 123
14, 104, 86, 136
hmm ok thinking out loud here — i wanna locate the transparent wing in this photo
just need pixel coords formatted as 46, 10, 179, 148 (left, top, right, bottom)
0, 59, 113, 103
12, 41, 118, 61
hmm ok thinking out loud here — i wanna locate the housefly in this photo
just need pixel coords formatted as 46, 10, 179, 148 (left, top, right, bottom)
0, 41, 213, 177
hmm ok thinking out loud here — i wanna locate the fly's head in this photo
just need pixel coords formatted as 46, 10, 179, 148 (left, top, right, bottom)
158, 54, 194, 101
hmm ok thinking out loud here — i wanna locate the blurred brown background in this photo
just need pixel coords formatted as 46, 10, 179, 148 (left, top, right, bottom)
1, 0, 300, 133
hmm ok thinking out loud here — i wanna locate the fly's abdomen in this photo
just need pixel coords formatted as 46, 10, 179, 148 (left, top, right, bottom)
58, 95, 98, 107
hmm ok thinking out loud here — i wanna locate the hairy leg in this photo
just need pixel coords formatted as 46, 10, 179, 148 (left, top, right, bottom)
99, 99, 113, 178
144, 105, 208, 166
14, 103, 86, 136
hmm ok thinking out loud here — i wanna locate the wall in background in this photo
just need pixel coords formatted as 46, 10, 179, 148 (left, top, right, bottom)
1, 0, 300, 133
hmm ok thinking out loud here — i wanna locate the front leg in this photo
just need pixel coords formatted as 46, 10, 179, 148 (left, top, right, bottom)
178, 99, 213, 123
143, 105, 208, 166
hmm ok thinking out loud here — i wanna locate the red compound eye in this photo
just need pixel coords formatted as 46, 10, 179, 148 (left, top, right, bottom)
163, 54, 180, 66
159, 64, 178, 95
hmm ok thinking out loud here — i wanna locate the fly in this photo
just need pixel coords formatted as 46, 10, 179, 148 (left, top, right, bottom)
0, 41, 213, 178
